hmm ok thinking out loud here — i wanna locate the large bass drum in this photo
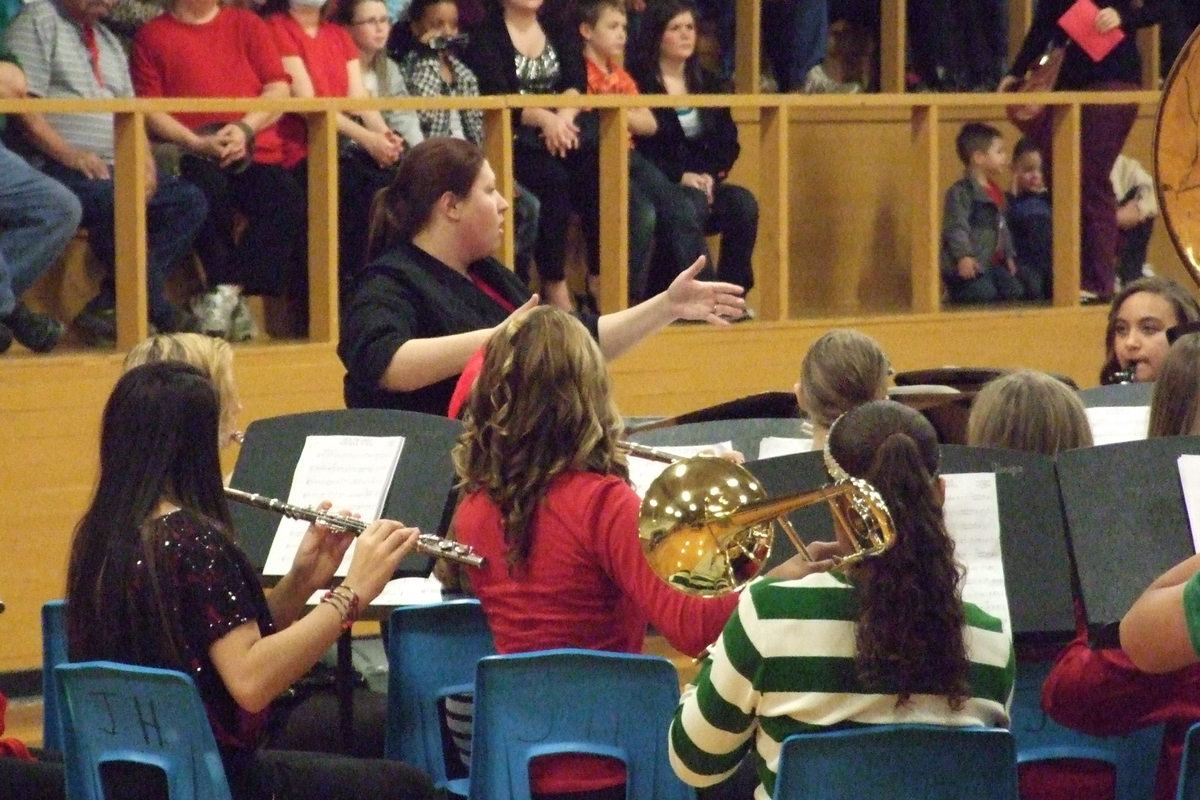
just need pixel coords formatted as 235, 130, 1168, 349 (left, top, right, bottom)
1156, 25, 1200, 285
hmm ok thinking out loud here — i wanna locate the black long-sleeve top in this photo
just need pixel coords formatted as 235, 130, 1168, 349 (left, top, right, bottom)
630, 66, 740, 183
1008, 0, 1165, 89
338, 242, 599, 414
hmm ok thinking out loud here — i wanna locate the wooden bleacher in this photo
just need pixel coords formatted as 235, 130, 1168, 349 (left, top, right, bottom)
0, 4, 1177, 693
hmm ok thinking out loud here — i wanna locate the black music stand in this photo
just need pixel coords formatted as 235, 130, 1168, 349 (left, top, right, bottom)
229, 409, 462, 750
230, 409, 462, 577
1077, 382, 1154, 407
627, 418, 809, 460
755, 446, 1076, 642
1057, 436, 1200, 646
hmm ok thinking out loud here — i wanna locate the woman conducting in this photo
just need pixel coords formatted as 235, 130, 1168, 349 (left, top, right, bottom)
66, 361, 436, 800
338, 136, 747, 415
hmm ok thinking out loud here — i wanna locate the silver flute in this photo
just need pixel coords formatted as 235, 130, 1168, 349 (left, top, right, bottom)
224, 487, 484, 567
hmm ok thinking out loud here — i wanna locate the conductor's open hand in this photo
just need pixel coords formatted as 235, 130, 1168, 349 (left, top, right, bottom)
666, 256, 746, 325
343, 519, 421, 602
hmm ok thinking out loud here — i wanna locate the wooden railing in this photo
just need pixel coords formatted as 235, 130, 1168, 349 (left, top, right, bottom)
0, 88, 1161, 348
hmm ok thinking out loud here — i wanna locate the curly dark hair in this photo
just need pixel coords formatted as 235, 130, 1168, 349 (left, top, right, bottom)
828, 400, 970, 709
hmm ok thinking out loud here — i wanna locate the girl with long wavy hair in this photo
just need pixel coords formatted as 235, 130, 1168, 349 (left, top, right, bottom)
669, 400, 1014, 800
452, 306, 794, 800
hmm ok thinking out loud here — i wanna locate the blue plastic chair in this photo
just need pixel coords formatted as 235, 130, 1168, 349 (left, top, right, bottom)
386, 599, 496, 797
1176, 722, 1200, 799
55, 661, 232, 800
468, 648, 694, 800
772, 724, 1019, 800
1012, 658, 1164, 800
41, 599, 68, 752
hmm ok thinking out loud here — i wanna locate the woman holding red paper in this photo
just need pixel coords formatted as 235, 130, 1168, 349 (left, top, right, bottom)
999, 0, 1164, 304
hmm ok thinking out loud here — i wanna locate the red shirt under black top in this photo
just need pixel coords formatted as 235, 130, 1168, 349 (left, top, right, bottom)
455, 471, 738, 794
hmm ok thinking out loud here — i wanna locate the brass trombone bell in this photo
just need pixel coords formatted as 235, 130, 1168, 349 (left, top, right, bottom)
638, 456, 896, 596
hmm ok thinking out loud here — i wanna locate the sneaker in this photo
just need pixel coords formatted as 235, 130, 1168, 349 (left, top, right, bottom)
190, 284, 241, 338
1079, 290, 1106, 306
74, 304, 117, 347
4, 302, 65, 352
800, 64, 861, 94
227, 296, 258, 342
0, 321, 12, 354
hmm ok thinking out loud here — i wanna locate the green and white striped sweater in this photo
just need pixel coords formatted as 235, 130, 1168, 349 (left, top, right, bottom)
668, 572, 1015, 800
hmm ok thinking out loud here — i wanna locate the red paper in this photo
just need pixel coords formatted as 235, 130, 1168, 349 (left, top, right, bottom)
1058, 0, 1125, 62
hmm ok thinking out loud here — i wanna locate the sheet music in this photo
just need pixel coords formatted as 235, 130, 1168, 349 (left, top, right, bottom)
942, 473, 1012, 635
263, 435, 405, 576
1178, 455, 1200, 553
307, 575, 444, 607
757, 436, 813, 460
627, 441, 734, 498
1085, 406, 1150, 446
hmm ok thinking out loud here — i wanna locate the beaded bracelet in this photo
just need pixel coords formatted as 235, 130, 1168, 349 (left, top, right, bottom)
320, 585, 360, 631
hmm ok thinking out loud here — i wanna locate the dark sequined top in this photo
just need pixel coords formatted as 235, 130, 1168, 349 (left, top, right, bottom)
139, 510, 275, 752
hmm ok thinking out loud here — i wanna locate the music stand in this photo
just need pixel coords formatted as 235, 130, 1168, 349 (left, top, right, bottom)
230, 409, 463, 578
1077, 382, 1154, 407
940, 445, 1076, 642
1056, 436, 1200, 646
229, 409, 463, 751
627, 418, 809, 460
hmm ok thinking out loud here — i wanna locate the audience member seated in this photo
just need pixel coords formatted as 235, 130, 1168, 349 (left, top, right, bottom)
1112, 153, 1157, 290
338, 137, 745, 414
1099, 275, 1200, 385
668, 400, 1014, 799
1001, 0, 1164, 304
940, 122, 1028, 304
392, 0, 541, 286
796, 328, 890, 448
0, 50, 78, 354
632, 0, 757, 309
1147, 331, 1200, 437
580, 0, 707, 306
463, 0, 599, 311
907, 0, 1006, 92
130, 0, 308, 339
265, 0, 414, 293
1006, 137, 1052, 301
5, 0, 208, 346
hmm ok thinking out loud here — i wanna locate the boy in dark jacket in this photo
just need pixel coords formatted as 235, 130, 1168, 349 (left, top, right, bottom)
1007, 137, 1052, 301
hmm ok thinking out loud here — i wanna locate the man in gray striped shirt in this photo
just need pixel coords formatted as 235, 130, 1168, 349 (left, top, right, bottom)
6, 0, 208, 345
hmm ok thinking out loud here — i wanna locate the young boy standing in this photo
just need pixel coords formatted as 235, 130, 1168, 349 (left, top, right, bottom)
941, 122, 1026, 304
579, 0, 709, 304
1007, 137, 1052, 301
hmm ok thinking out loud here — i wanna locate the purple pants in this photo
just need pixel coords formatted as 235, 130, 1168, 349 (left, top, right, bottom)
1021, 81, 1139, 298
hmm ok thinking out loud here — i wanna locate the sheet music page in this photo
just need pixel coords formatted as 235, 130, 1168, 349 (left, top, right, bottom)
1178, 455, 1200, 553
757, 437, 813, 460
307, 575, 444, 607
627, 441, 734, 498
1085, 406, 1150, 446
942, 473, 1012, 636
263, 435, 405, 576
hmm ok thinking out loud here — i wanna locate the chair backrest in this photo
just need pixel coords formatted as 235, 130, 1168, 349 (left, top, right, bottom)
42, 599, 69, 752
468, 649, 693, 800
1176, 721, 1200, 799
772, 724, 1019, 800
1013, 659, 1164, 800
386, 599, 496, 790
55, 661, 232, 800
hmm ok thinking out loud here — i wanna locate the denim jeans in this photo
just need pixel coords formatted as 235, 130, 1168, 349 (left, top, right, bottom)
41, 161, 208, 327
0, 143, 82, 316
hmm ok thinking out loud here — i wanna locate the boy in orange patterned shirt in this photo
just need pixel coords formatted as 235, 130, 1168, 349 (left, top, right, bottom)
580, 0, 709, 303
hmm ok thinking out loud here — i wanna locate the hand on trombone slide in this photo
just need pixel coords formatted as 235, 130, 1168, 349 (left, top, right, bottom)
766, 540, 854, 582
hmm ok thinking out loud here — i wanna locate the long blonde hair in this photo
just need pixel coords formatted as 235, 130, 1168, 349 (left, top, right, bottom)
452, 307, 628, 572
798, 329, 891, 429
1148, 333, 1200, 437
124, 333, 240, 446
967, 370, 1092, 455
